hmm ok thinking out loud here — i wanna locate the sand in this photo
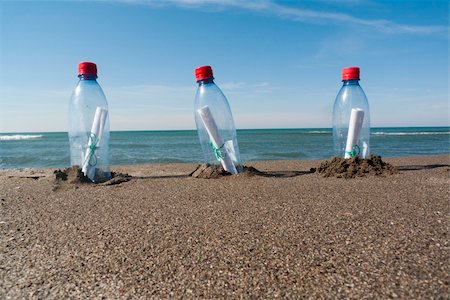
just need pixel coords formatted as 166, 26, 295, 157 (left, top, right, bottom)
1, 155, 449, 299
316, 155, 398, 178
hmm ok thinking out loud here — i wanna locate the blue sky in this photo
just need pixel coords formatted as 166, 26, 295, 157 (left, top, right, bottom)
0, 0, 448, 132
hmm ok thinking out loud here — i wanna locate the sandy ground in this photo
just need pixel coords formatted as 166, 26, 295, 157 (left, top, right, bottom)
1, 155, 449, 299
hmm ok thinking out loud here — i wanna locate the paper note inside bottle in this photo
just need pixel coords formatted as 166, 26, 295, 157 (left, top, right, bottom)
82, 106, 108, 180
224, 140, 238, 164
197, 105, 238, 174
344, 108, 364, 159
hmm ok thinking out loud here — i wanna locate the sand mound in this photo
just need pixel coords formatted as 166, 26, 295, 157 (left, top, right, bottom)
53, 166, 131, 185
316, 155, 398, 178
190, 164, 265, 179
54, 166, 92, 184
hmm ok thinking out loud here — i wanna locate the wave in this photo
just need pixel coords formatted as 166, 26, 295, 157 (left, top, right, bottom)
372, 131, 450, 136
0, 134, 44, 141
305, 131, 330, 134
305, 130, 449, 136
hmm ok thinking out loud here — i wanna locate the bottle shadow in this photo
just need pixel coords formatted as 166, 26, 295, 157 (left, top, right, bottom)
109, 163, 449, 183
133, 175, 190, 180
397, 164, 450, 171
132, 171, 313, 180
130, 168, 315, 180
254, 170, 314, 178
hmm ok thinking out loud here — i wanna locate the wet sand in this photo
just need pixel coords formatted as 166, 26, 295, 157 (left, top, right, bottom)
1, 155, 449, 298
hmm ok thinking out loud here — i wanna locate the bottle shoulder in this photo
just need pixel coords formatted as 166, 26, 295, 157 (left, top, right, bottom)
195, 82, 226, 100
334, 83, 369, 108
75, 79, 105, 91
197, 81, 221, 91
71, 80, 108, 105
337, 83, 367, 97
77, 78, 102, 87
194, 82, 234, 115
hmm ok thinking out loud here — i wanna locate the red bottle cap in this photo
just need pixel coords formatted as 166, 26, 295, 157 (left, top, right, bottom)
78, 62, 97, 76
342, 66, 360, 80
195, 65, 214, 81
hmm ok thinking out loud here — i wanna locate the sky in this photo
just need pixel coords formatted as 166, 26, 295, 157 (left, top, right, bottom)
0, 0, 448, 132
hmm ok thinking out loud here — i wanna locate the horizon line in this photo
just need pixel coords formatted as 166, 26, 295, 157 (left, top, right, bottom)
1, 125, 450, 134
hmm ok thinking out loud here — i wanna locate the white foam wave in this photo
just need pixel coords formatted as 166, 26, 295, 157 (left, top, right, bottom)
306, 131, 330, 134
0, 134, 44, 141
372, 131, 450, 136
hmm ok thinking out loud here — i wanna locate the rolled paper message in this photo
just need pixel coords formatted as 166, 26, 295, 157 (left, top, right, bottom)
224, 139, 237, 165
344, 108, 364, 158
82, 106, 108, 180
197, 105, 238, 174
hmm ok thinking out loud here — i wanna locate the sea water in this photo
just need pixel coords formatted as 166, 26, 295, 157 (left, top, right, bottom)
0, 127, 449, 169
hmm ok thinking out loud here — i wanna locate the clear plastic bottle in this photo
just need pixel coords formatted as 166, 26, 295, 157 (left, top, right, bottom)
332, 66, 370, 158
69, 62, 111, 182
194, 65, 242, 174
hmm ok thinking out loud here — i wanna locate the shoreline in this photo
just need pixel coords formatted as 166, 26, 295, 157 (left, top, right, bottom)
1, 153, 449, 174
1, 154, 449, 298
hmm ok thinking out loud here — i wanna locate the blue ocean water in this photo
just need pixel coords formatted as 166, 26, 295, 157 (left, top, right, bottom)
0, 127, 449, 169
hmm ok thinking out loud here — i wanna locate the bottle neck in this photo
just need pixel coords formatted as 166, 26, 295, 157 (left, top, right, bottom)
197, 77, 214, 85
342, 79, 360, 86
78, 74, 98, 81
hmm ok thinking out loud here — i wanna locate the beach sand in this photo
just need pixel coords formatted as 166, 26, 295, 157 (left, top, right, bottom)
1, 155, 449, 299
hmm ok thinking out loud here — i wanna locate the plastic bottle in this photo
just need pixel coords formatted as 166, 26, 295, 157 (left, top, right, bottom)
332, 66, 370, 158
68, 62, 111, 182
194, 65, 242, 174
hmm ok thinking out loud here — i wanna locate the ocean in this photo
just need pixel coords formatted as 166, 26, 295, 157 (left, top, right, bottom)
0, 127, 449, 169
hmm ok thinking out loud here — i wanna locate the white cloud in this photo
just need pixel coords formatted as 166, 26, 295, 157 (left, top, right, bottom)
2, 79, 448, 132
118, 0, 447, 35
